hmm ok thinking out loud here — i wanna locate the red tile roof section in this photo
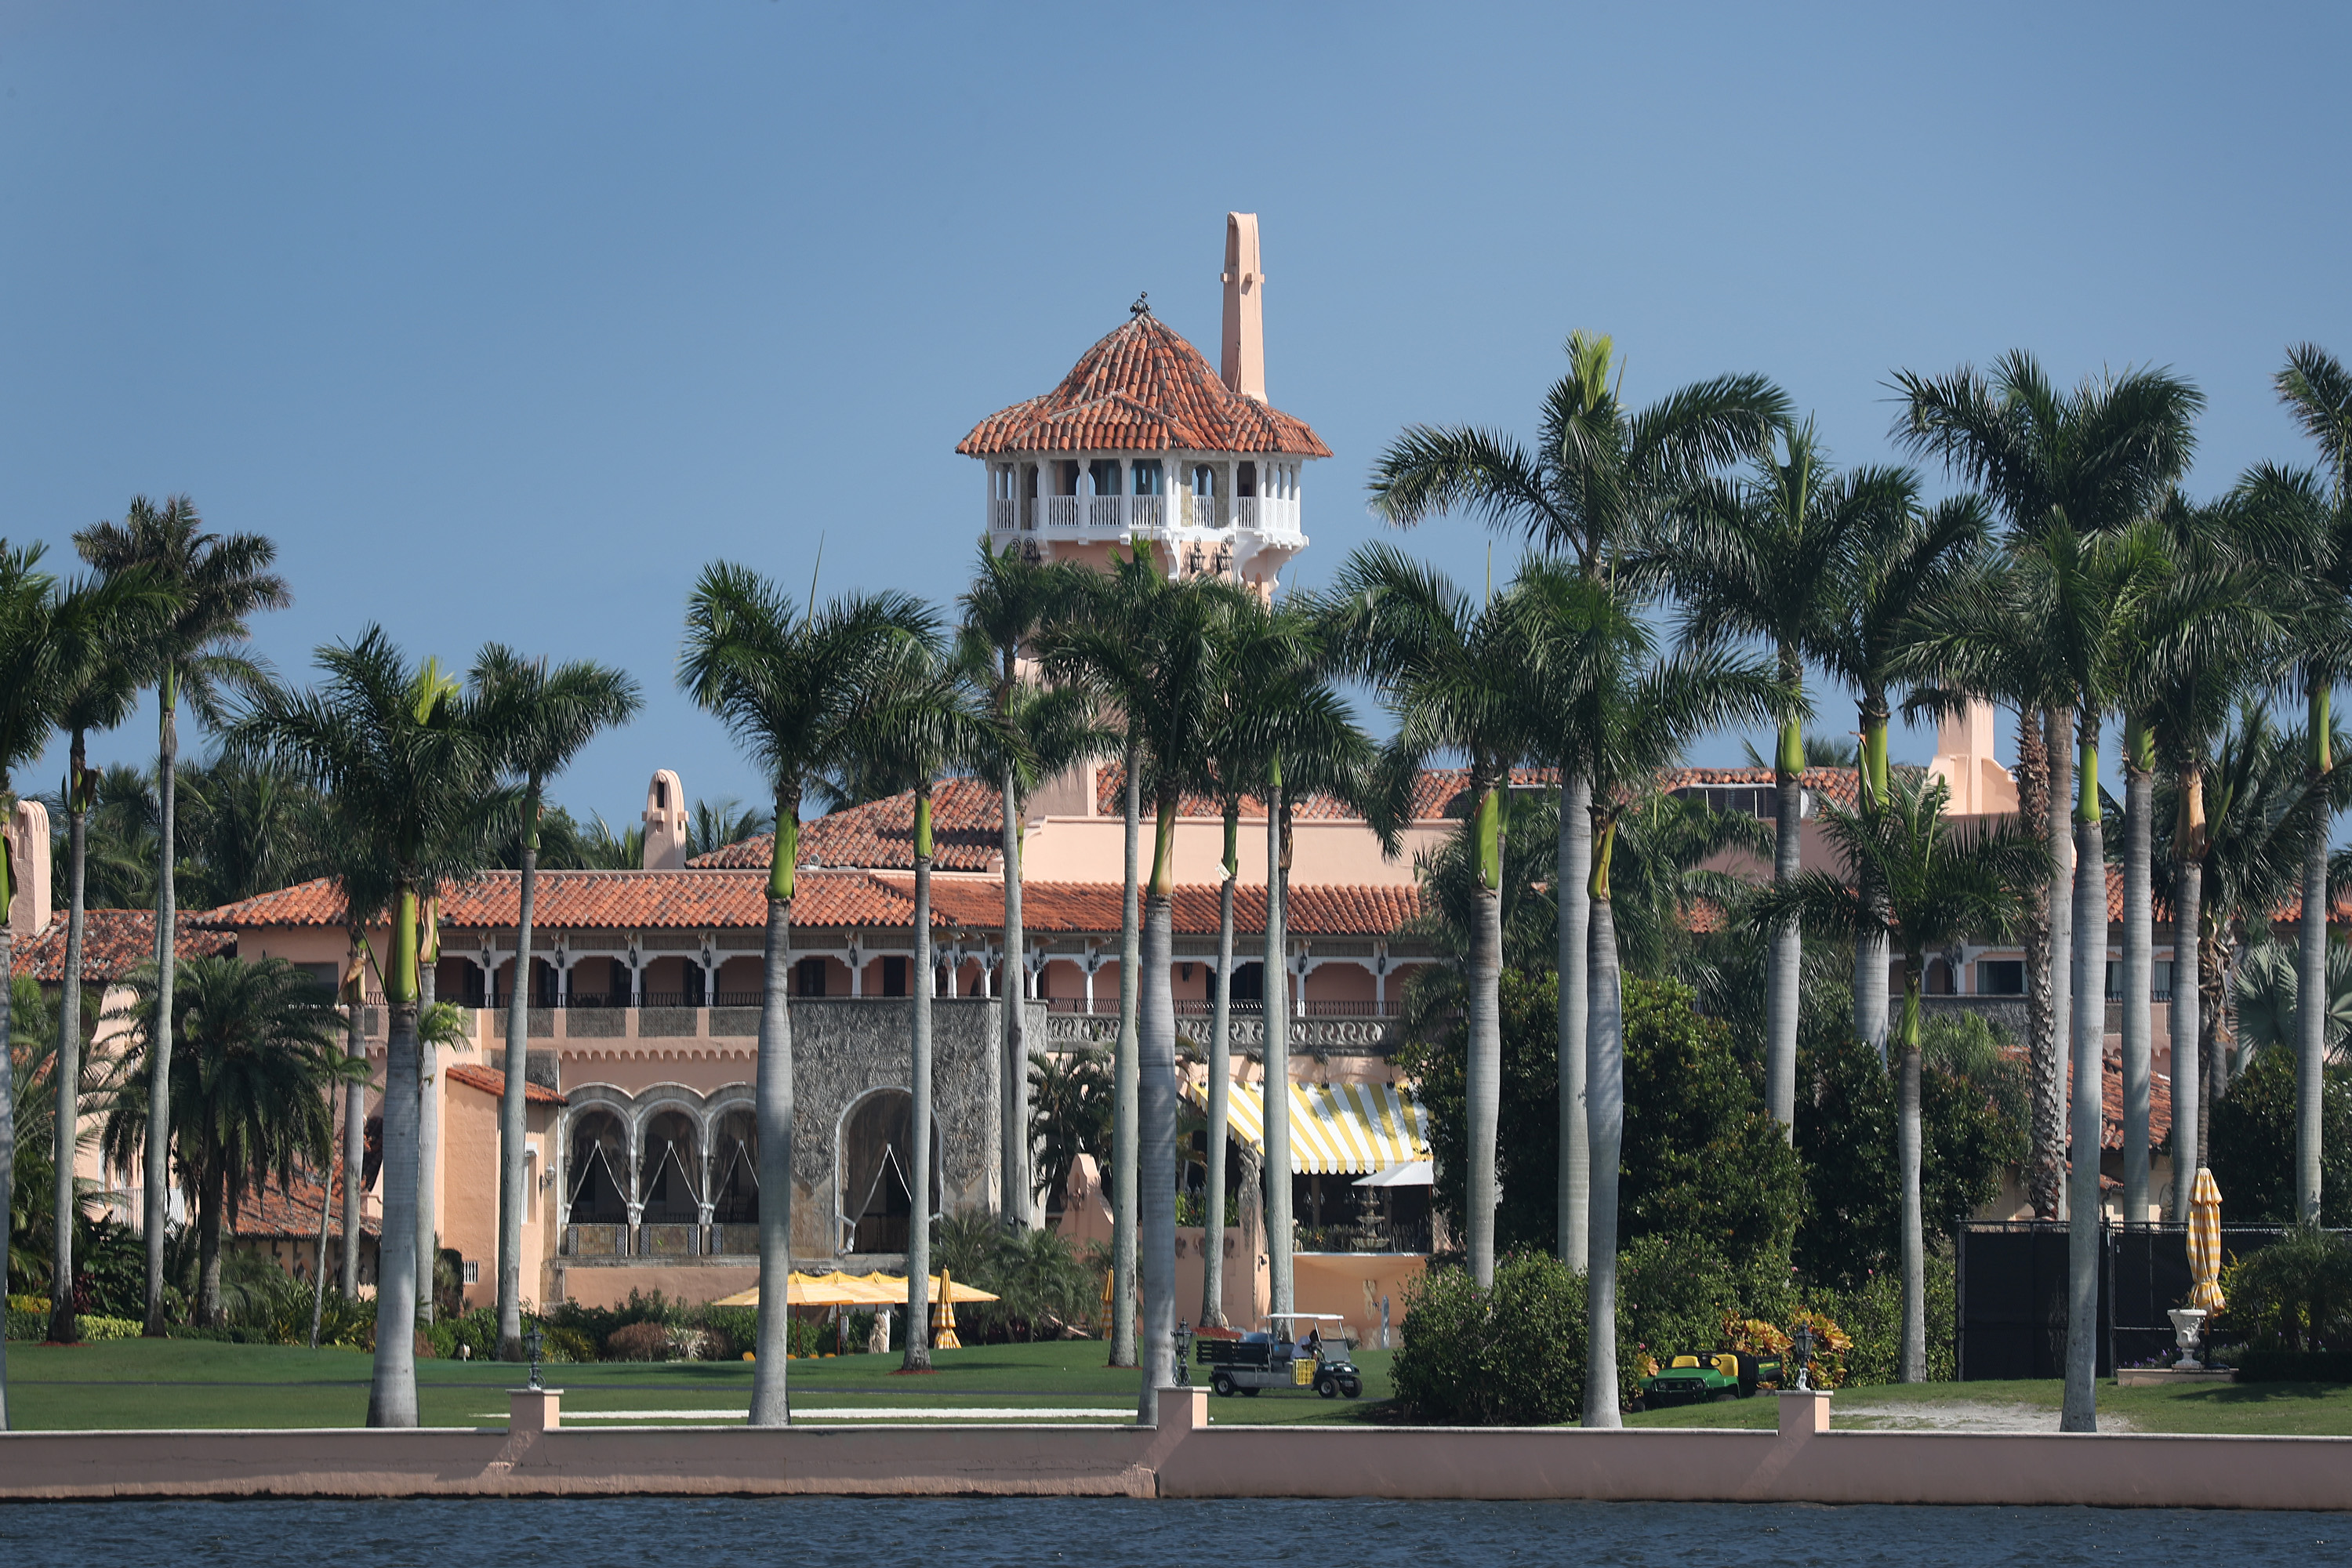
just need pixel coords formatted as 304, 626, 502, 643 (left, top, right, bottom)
222, 1169, 377, 1242
445, 1063, 567, 1106
955, 313, 1331, 459
2101, 1048, 2171, 1152
694, 777, 1005, 873
203, 869, 1421, 939
13, 909, 234, 982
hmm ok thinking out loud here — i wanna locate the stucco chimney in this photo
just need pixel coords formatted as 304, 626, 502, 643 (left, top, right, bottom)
9, 796, 49, 940
642, 769, 688, 869
1220, 212, 1266, 402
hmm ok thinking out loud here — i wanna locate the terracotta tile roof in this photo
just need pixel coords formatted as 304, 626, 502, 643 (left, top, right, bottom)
2100, 1048, 2172, 1152
445, 1063, 567, 1106
956, 312, 1331, 458
13, 909, 234, 982
203, 870, 779, 931
914, 876, 1421, 938
693, 777, 1007, 873
223, 1168, 377, 1242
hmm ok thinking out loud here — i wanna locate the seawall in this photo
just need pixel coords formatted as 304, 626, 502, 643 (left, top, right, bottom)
2, 1391, 2347, 1508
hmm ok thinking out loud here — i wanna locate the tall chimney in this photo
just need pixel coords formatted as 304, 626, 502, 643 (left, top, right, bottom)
1220, 212, 1265, 402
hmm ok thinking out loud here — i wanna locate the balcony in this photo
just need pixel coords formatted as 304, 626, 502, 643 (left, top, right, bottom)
989, 492, 1300, 539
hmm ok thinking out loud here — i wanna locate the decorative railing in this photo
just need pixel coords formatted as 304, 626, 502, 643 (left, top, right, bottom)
998, 491, 1283, 537
1041, 1011, 1398, 1053
989, 496, 1022, 532
1044, 495, 1080, 528
1047, 997, 1396, 1019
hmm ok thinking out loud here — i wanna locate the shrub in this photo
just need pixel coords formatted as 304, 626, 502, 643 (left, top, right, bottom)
2236, 1348, 2352, 1382
2217, 1225, 2352, 1352
1806, 1245, 1958, 1385
5, 1298, 43, 1341
541, 1326, 597, 1363
604, 1319, 673, 1361
2209, 1049, 2352, 1225
1392, 1252, 1594, 1425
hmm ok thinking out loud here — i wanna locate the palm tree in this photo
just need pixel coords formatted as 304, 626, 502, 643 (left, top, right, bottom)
1523, 571, 1780, 1427
0, 546, 129, 1428
100, 956, 363, 1325
1813, 485, 1992, 1054
1324, 544, 1539, 1289
1898, 357, 2203, 1239
1369, 329, 1786, 1266
957, 541, 1091, 1228
1755, 775, 2042, 1381
468, 644, 641, 1359
231, 628, 506, 1427
1655, 422, 1896, 1134
1896, 357, 2201, 1434
43, 575, 163, 1345
851, 632, 1000, 1374
678, 565, 930, 1425
75, 497, 289, 1333
2249, 343, 2352, 1221
1034, 546, 1182, 1367
2118, 495, 2281, 1222
686, 798, 773, 859
1048, 564, 1245, 1410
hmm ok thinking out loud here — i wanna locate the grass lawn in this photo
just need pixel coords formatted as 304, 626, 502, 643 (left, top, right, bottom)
0, 1338, 1395, 1430
1624, 1377, 2352, 1436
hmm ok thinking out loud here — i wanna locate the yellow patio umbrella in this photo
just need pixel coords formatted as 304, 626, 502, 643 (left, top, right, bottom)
931, 1268, 963, 1349
2188, 1167, 2227, 1313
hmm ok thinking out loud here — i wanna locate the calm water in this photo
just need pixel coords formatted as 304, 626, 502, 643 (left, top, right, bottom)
0, 1497, 2343, 1566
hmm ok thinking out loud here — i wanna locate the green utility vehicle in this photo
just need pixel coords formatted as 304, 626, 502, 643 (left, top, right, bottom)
1637, 1350, 1779, 1408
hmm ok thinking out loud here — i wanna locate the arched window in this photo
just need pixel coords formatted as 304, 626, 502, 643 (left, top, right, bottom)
567, 1111, 628, 1225
838, 1088, 941, 1254
640, 1109, 702, 1223
710, 1109, 758, 1225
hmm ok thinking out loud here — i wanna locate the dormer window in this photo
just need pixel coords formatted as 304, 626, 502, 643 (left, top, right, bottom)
1130, 459, 1163, 496
1192, 465, 1217, 496
1087, 459, 1122, 495
655, 782, 668, 809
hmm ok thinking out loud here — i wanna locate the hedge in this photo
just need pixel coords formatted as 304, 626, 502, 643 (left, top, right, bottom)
2235, 1348, 2352, 1383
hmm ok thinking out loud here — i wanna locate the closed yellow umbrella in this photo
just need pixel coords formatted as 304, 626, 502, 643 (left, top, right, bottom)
2188, 1167, 2227, 1313
931, 1267, 963, 1349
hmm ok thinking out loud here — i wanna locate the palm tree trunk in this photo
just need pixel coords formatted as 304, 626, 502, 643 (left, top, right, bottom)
1202, 805, 1237, 1327
1896, 967, 1926, 1382
2170, 855, 2202, 1222
747, 802, 800, 1427
49, 745, 90, 1345
2015, 706, 2060, 1219
197, 1162, 224, 1327
2121, 737, 2154, 1227
1000, 764, 1028, 1226
0, 895, 15, 1425
1766, 704, 1803, 1138
1854, 706, 1891, 1059
497, 814, 539, 1359
1109, 744, 1141, 1367
309, 1086, 334, 1348
2061, 713, 2104, 1435
367, 885, 423, 1429
1263, 761, 1294, 1319
414, 941, 437, 1325
143, 681, 179, 1335
1557, 771, 1590, 1267
902, 788, 935, 1373
1581, 814, 1623, 1428
2298, 679, 2331, 1222
2046, 706, 2075, 1219
1138, 796, 1181, 1417
339, 934, 365, 1300
1465, 782, 1503, 1288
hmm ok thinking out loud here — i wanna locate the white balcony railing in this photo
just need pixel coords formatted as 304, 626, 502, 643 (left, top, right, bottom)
991, 490, 1302, 538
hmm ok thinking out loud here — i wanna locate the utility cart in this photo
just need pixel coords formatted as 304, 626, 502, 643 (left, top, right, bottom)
1196, 1312, 1363, 1399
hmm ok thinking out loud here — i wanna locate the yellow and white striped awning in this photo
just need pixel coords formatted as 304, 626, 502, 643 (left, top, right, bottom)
1190, 1079, 1432, 1176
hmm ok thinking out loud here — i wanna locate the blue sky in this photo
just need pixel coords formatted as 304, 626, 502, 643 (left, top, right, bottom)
4, 2, 2347, 826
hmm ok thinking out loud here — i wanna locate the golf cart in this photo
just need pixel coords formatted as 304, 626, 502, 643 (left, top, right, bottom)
1636, 1350, 1780, 1408
1195, 1312, 1363, 1399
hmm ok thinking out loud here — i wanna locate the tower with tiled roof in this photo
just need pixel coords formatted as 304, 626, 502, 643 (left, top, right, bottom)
957, 213, 1329, 592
